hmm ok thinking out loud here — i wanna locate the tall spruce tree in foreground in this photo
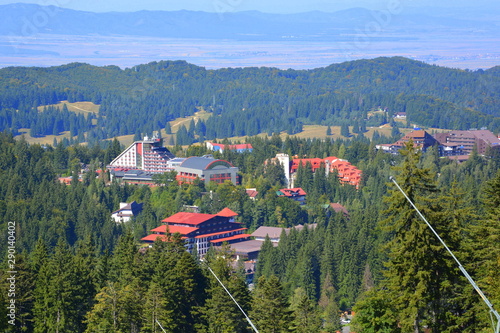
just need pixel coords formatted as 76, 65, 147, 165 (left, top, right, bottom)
462, 170, 500, 332
34, 239, 81, 332
429, 182, 481, 332
477, 170, 500, 302
375, 140, 462, 332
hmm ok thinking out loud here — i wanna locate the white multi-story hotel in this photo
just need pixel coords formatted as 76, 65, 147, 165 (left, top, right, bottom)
108, 132, 176, 173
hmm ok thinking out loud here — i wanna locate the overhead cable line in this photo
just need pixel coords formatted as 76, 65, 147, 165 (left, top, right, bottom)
156, 319, 167, 333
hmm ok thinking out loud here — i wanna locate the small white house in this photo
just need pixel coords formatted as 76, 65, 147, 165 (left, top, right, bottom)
111, 201, 144, 223
394, 112, 407, 119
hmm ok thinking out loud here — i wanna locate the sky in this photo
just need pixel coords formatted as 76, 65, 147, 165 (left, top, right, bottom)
0, 0, 495, 13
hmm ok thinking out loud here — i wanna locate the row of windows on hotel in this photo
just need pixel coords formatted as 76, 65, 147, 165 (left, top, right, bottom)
209, 173, 233, 184
178, 173, 232, 184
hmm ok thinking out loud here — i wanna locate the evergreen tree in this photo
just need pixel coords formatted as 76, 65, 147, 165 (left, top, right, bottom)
311, 163, 327, 198
250, 275, 294, 333
351, 288, 400, 333
195, 120, 206, 137
109, 231, 138, 284
84, 282, 123, 332
391, 125, 401, 139
109, 138, 122, 161
157, 235, 206, 333
73, 236, 98, 331
165, 122, 172, 134
289, 287, 322, 333
201, 244, 251, 333
340, 124, 350, 137
265, 160, 286, 187
254, 235, 273, 280
189, 118, 196, 131
359, 119, 367, 133
378, 140, 460, 332
294, 161, 313, 193
479, 170, 500, 300
318, 272, 342, 333
142, 282, 173, 333
4, 254, 35, 331
116, 278, 143, 333
337, 144, 346, 159
352, 119, 360, 134
33, 239, 80, 332
463, 170, 500, 331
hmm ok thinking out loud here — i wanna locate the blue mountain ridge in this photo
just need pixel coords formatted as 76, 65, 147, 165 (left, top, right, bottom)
0, 3, 498, 41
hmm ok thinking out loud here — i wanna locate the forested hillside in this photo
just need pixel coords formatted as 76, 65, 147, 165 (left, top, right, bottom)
1, 57, 500, 145
0, 130, 499, 331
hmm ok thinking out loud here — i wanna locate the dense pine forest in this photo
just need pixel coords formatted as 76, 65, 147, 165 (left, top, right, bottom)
0, 57, 500, 145
0, 127, 499, 332
0, 56, 499, 332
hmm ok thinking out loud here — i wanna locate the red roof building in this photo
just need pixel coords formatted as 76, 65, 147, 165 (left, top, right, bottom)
270, 154, 362, 189
277, 187, 307, 205
376, 130, 437, 155
141, 208, 250, 256
245, 188, 259, 200
290, 158, 325, 173
217, 207, 239, 217
435, 130, 500, 155
377, 129, 500, 158
329, 159, 362, 188
396, 130, 438, 150
330, 203, 349, 216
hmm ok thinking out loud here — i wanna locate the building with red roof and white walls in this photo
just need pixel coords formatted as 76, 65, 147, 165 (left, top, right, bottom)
206, 142, 253, 153
276, 187, 307, 205
141, 208, 250, 257
271, 154, 362, 189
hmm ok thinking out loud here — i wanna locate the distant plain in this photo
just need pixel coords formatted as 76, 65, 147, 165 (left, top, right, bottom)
1, 4, 499, 70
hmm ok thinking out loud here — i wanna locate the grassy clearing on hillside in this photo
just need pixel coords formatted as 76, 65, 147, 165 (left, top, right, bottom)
286, 125, 409, 140
17, 129, 74, 145
37, 101, 100, 115
103, 111, 212, 147
16, 105, 434, 147
169, 110, 212, 133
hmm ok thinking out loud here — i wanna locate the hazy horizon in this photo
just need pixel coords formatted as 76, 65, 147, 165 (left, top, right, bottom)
0, 1, 499, 70
0, 0, 499, 14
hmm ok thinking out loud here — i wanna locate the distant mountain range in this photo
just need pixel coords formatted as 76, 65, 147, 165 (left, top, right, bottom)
1, 3, 499, 41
